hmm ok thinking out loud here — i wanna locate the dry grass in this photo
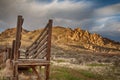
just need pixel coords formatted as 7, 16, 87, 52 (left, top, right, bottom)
0, 59, 13, 79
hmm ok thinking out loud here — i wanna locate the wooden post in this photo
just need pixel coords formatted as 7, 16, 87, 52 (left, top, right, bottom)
6, 48, 11, 59
46, 19, 52, 80
11, 40, 15, 60
14, 15, 23, 60
46, 19, 52, 61
13, 15, 24, 80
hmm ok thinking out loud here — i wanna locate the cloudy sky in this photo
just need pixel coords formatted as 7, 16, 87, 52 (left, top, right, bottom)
0, 0, 120, 42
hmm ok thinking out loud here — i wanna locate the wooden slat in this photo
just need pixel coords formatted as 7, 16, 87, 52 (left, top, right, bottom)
38, 28, 48, 42
32, 47, 47, 59
17, 59, 50, 66
26, 44, 36, 54
27, 19, 52, 59
31, 38, 47, 56
27, 38, 47, 55
27, 30, 48, 53
26, 22, 49, 51
18, 62, 49, 66
36, 36, 48, 50
26, 34, 48, 56
37, 51, 47, 59
33, 23, 49, 43
29, 43, 47, 58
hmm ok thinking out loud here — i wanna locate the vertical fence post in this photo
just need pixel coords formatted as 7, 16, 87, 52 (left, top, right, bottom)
45, 19, 53, 80
13, 15, 23, 80
6, 48, 11, 59
11, 40, 15, 60
14, 15, 23, 60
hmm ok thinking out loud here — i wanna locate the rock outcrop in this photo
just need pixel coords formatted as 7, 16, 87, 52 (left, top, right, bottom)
51, 27, 120, 52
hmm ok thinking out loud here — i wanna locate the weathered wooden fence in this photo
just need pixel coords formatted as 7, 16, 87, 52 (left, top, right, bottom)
0, 15, 52, 80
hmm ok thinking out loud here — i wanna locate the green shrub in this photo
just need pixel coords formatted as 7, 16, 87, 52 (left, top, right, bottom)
87, 63, 108, 67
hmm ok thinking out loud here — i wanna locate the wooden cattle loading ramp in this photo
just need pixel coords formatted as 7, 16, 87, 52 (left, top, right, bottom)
2, 15, 53, 80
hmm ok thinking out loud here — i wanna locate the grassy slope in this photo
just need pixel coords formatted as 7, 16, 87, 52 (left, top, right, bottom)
0, 64, 119, 80
50, 66, 104, 80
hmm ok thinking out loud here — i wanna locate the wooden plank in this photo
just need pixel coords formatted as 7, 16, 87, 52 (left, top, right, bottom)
26, 28, 48, 54
14, 15, 23, 60
18, 62, 49, 66
45, 19, 52, 80
45, 64, 50, 80
6, 48, 11, 59
32, 48, 47, 59
11, 40, 15, 60
14, 40, 17, 60
18, 59, 48, 62
33, 45, 47, 55
13, 15, 23, 80
29, 19, 52, 59
28, 43, 46, 56
13, 62, 18, 80
46, 19, 52, 61
26, 35, 48, 56
37, 29, 48, 43
26, 44, 36, 56
37, 51, 47, 59
16, 59, 50, 66
29, 40, 47, 58
26, 22, 49, 51
5, 48, 9, 60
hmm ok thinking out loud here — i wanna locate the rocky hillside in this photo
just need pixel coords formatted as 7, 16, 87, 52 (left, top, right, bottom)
0, 26, 120, 53
52, 26, 120, 53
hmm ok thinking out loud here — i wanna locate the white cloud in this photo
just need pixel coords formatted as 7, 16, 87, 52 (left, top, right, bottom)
91, 16, 120, 32
94, 3, 120, 17
0, 0, 93, 31
89, 16, 120, 42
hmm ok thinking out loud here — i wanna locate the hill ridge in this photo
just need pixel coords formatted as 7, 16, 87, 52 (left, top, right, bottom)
0, 26, 120, 53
